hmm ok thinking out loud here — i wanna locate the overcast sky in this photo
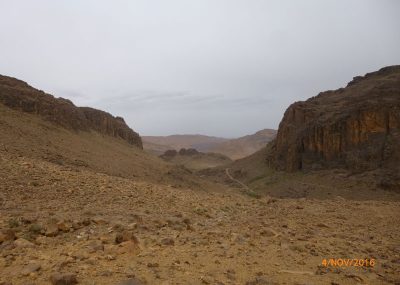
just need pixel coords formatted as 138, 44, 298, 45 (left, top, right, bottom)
1, 0, 399, 137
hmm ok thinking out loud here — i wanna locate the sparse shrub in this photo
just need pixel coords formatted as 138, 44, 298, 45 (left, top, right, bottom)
246, 191, 261, 199
248, 175, 265, 184
193, 207, 207, 215
8, 218, 20, 228
29, 223, 43, 234
23, 232, 36, 242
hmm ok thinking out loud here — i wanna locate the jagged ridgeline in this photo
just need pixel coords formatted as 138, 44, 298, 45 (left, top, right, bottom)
267, 66, 400, 178
0, 75, 142, 148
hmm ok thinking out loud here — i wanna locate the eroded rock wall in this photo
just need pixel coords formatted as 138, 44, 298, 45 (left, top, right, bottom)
0, 75, 142, 148
269, 66, 400, 179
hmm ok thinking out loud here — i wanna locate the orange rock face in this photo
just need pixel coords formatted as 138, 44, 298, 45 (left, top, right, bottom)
269, 66, 400, 181
0, 75, 142, 148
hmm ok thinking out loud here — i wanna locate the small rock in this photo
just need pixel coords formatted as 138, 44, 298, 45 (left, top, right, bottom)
345, 273, 364, 283
85, 257, 98, 265
200, 276, 213, 284
50, 273, 78, 285
116, 240, 140, 255
58, 257, 75, 268
231, 233, 246, 243
81, 218, 91, 226
316, 223, 330, 228
160, 237, 175, 246
87, 240, 104, 252
226, 270, 236, 281
117, 278, 144, 285
21, 262, 41, 276
14, 238, 35, 248
106, 255, 116, 261
57, 221, 71, 232
92, 217, 107, 225
99, 270, 112, 277
46, 222, 59, 237
115, 231, 138, 244
71, 221, 81, 230
35, 235, 48, 245
127, 223, 137, 230
260, 228, 276, 237
0, 229, 16, 243
245, 277, 273, 285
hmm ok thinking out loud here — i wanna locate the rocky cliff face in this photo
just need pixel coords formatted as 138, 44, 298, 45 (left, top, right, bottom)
0, 75, 142, 148
268, 66, 400, 188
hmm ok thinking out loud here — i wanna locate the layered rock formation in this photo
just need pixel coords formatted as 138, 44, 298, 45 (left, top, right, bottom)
268, 66, 400, 187
0, 75, 142, 148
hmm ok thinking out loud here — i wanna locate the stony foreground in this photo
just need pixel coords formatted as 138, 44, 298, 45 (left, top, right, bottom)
1, 150, 399, 285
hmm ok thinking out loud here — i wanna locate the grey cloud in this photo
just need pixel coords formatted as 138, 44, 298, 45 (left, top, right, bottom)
0, 0, 399, 137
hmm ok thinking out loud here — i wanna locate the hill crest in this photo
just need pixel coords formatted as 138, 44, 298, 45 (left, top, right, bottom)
0, 75, 142, 148
143, 129, 276, 159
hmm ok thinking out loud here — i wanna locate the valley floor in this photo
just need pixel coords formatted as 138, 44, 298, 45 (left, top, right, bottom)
1, 150, 399, 285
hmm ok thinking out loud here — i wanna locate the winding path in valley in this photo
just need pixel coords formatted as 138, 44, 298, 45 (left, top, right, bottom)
225, 168, 251, 192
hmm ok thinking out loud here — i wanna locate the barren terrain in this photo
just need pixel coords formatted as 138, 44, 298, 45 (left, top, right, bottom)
1, 70, 400, 285
1, 147, 399, 285
143, 129, 276, 160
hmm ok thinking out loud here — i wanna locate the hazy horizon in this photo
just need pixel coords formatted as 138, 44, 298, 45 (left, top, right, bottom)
1, 0, 399, 137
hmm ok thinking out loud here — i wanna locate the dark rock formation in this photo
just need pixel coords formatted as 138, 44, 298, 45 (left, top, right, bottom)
0, 75, 142, 148
178, 148, 199, 156
268, 66, 400, 187
160, 149, 178, 159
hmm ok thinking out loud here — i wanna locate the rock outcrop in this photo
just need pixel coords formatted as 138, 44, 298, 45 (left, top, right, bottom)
160, 148, 200, 160
268, 66, 400, 187
0, 75, 142, 148
159, 148, 232, 170
178, 148, 200, 156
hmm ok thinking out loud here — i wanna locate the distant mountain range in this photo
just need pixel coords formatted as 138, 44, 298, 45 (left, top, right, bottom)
143, 129, 277, 160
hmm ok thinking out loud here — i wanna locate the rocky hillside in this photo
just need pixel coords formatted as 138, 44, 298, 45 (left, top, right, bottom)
207, 129, 276, 160
144, 129, 276, 160
160, 148, 232, 170
143, 134, 228, 154
0, 75, 142, 148
1, 73, 400, 285
268, 66, 400, 187
0, 76, 218, 190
